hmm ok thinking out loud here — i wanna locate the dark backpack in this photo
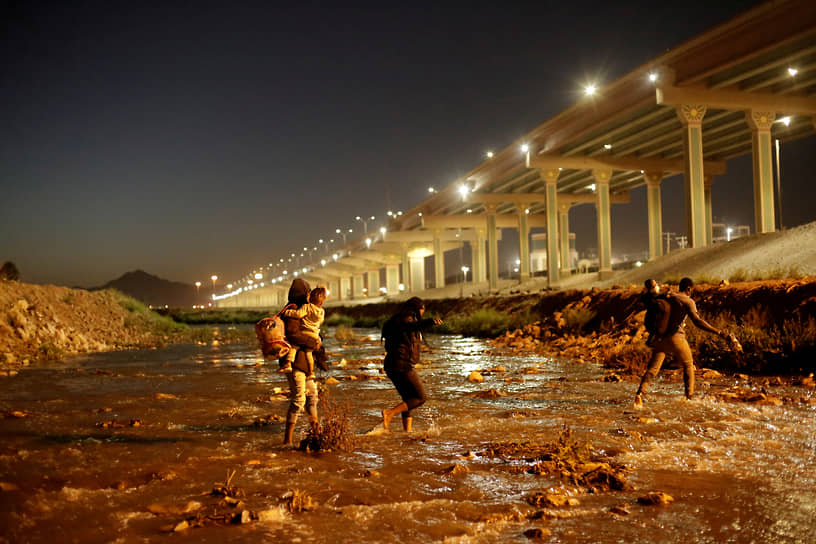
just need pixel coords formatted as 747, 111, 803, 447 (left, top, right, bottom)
644, 294, 671, 336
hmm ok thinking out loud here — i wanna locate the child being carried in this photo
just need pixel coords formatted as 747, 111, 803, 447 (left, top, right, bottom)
281, 287, 327, 379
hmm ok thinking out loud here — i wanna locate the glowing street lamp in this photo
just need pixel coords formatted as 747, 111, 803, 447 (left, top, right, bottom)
335, 228, 352, 244
356, 215, 376, 234
195, 281, 201, 295
210, 275, 218, 291
486, 151, 494, 158
254, 273, 263, 280
584, 84, 597, 96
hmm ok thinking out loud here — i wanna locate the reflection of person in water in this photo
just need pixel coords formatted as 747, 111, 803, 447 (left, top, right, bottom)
380, 297, 442, 432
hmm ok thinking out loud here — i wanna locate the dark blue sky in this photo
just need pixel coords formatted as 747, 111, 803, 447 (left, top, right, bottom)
2, 0, 813, 287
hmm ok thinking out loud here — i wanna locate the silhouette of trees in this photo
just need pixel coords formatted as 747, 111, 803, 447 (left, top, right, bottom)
0, 261, 20, 281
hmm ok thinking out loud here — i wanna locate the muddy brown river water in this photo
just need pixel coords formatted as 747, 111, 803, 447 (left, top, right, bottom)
1, 326, 815, 543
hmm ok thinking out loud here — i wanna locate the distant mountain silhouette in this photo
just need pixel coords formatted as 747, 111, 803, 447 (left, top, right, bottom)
93, 270, 205, 308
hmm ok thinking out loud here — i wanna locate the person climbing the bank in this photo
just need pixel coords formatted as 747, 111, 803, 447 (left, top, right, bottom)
380, 297, 442, 432
281, 286, 327, 380
634, 277, 730, 408
280, 278, 320, 446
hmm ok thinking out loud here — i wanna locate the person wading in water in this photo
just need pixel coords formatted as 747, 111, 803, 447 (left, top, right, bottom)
380, 297, 442, 432
634, 277, 730, 408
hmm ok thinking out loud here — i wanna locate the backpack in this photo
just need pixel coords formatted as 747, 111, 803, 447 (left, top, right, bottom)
644, 294, 671, 337
255, 314, 291, 360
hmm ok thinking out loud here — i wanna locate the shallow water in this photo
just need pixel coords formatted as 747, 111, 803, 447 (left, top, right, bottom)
1, 327, 815, 543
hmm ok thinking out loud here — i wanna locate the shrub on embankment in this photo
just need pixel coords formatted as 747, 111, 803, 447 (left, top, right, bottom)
160, 307, 268, 324
490, 279, 816, 376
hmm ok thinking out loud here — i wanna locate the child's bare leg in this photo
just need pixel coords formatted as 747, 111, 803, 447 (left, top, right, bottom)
279, 347, 297, 373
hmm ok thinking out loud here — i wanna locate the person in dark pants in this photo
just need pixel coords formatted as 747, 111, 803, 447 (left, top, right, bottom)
634, 277, 729, 407
380, 297, 442, 432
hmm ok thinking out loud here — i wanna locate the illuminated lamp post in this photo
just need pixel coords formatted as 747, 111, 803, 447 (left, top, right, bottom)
211, 275, 218, 293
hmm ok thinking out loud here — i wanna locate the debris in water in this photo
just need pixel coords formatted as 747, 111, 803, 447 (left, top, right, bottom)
637, 492, 674, 505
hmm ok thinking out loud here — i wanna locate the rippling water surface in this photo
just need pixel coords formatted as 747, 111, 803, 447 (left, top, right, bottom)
1, 326, 815, 543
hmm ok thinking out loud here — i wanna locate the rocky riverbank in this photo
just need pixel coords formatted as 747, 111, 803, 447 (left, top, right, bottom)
328, 277, 816, 377
0, 281, 188, 369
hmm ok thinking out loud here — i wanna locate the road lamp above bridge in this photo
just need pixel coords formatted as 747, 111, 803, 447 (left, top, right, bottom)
356, 215, 375, 234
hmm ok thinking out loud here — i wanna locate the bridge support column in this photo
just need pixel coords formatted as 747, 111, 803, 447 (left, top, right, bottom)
367, 269, 380, 297
704, 175, 714, 245
558, 203, 572, 276
352, 274, 365, 299
410, 256, 426, 292
677, 104, 708, 247
747, 110, 776, 234
385, 263, 399, 295
472, 228, 486, 284
543, 172, 560, 285
486, 206, 499, 289
433, 229, 445, 288
516, 204, 531, 282
645, 172, 664, 260
401, 244, 412, 292
326, 279, 339, 302
593, 169, 613, 278
340, 276, 351, 301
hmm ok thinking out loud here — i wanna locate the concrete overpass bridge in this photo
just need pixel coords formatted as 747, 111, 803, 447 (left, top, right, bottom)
215, 0, 816, 309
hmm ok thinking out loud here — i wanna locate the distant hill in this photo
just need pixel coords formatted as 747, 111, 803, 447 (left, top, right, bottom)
93, 270, 204, 308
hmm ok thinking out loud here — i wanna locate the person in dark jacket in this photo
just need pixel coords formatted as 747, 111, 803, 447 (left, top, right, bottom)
281, 278, 319, 446
381, 297, 442, 432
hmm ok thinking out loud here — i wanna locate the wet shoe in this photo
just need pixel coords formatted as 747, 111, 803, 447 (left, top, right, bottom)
633, 394, 644, 409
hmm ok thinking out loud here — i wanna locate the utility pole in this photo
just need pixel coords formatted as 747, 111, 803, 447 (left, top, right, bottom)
663, 232, 675, 254
676, 235, 688, 249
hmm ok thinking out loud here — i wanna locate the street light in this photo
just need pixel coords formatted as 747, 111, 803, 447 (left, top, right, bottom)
195, 281, 201, 295
335, 228, 352, 244
210, 275, 218, 291
356, 215, 375, 234
460, 265, 470, 297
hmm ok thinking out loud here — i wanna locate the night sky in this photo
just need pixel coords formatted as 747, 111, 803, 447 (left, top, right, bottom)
2, 0, 814, 288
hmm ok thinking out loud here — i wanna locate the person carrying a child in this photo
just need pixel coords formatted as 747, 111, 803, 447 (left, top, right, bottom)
281, 286, 327, 379
280, 278, 320, 446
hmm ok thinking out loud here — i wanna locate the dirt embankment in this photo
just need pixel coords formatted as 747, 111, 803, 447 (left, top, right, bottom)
0, 281, 174, 368
330, 278, 816, 376
330, 278, 816, 329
